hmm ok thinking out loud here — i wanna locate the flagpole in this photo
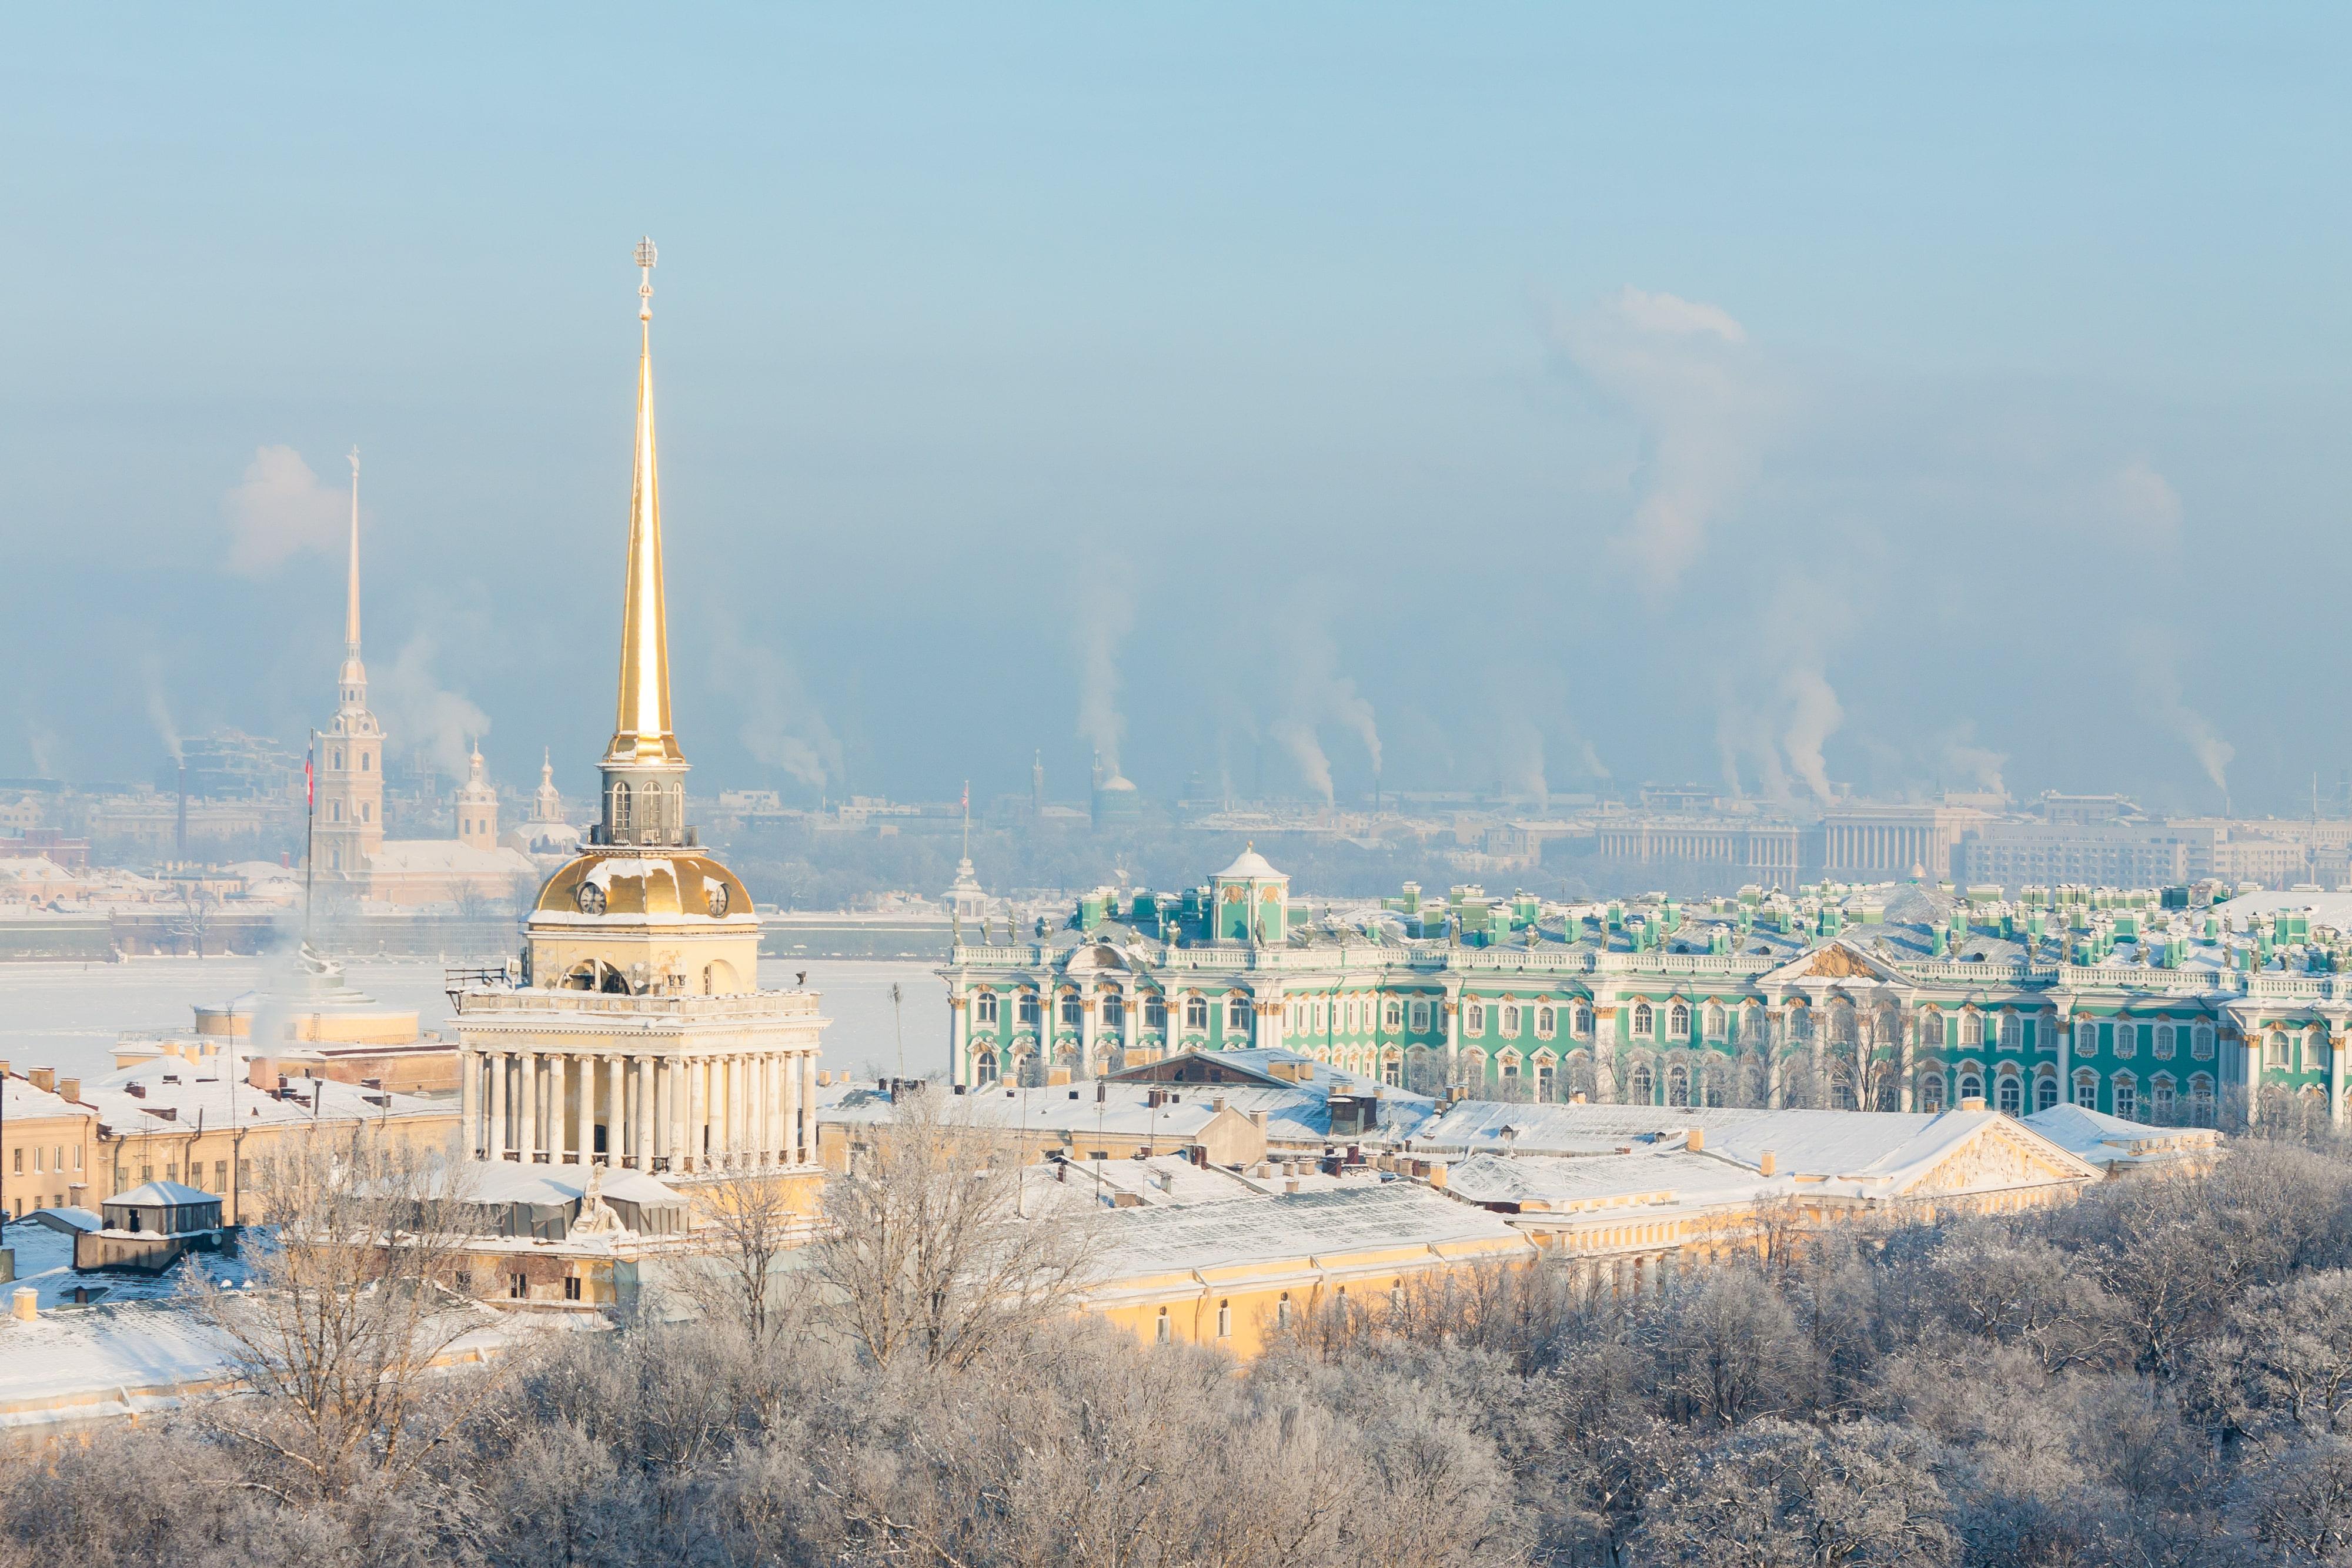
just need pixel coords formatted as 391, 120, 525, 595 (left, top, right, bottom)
303, 729, 317, 953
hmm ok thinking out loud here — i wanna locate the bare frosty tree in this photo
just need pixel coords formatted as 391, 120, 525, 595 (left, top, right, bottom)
187, 1125, 497, 1503
812, 1086, 1102, 1370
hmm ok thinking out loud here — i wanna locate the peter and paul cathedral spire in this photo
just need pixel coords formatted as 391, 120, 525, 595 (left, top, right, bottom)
317, 446, 384, 878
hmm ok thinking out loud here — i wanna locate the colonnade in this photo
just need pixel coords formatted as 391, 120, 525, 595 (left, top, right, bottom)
458, 1047, 818, 1172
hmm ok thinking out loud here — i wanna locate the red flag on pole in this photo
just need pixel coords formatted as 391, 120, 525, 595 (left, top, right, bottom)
305, 747, 314, 806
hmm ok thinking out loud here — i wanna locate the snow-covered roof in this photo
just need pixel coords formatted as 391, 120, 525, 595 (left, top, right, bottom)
1087, 1182, 1528, 1279
823, 1076, 1434, 1148
1414, 1099, 2097, 1192
1, 1075, 96, 1121
2022, 1103, 2219, 1172
106, 1181, 217, 1208
456, 1160, 684, 1209
1444, 1150, 1772, 1212
84, 1055, 447, 1141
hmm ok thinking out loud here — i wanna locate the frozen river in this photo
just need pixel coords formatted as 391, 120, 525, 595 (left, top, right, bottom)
0, 954, 946, 1084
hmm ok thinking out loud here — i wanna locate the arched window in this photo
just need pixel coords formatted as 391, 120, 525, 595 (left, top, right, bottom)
1409, 999, 1431, 1032
2073, 1068, 2098, 1109
2114, 1074, 2138, 1121
1960, 1012, 1983, 1048
1465, 1002, 1486, 1034
2266, 1031, 2288, 1070
1632, 1001, 1654, 1036
2192, 1025, 2216, 1061
1573, 1004, 1594, 1038
1999, 1013, 2021, 1050
2154, 1023, 2176, 1060
1959, 1071, 1984, 1104
1184, 996, 1208, 1030
975, 991, 998, 1025
1018, 992, 1040, 1027
1155, 1307, 1171, 1344
2036, 1073, 2059, 1112
332, 749, 343, 769
1276, 1293, 1292, 1330
1666, 1064, 1690, 1107
1499, 1004, 1521, 1038
1535, 1005, 1556, 1039
1383, 1000, 1401, 1030
2115, 1025, 2139, 1060
1925, 1012, 1948, 1047
612, 782, 632, 827
1629, 1064, 1654, 1103
1536, 1061, 1555, 1101
1830, 1069, 1857, 1110
2190, 1074, 2215, 1124
1059, 994, 1081, 1028
976, 1052, 999, 1085
1919, 1073, 1947, 1113
1103, 995, 1124, 1028
1145, 996, 1166, 1030
1226, 996, 1250, 1032
360, 752, 370, 771
2151, 1075, 2176, 1119
329, 801, 342, 823
1703, 1002, 1725, 1040
1997, 1073, 2022, 1115
1668, 1002, 1690, 1038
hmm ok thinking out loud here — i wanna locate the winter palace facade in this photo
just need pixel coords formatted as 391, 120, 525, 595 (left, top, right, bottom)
940, 848, 2352, 1128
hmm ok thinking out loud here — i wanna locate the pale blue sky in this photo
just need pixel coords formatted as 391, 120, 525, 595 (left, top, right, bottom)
4, 5, 2346, 812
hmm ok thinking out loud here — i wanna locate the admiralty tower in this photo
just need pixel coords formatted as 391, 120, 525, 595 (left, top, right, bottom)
452, 239, 827, 1178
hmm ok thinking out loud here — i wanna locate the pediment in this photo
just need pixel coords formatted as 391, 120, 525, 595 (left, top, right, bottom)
1760, 938, 1909, 989
1899, 1121, 2101, 1196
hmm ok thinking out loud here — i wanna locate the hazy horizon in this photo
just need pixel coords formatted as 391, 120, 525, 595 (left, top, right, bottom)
7, 8, 2347, 818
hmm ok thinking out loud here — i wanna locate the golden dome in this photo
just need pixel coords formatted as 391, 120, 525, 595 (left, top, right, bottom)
532, 849, 753, 921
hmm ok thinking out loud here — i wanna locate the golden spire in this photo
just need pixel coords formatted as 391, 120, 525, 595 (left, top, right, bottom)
344, 447, 362, 654
607, 237, 683, 766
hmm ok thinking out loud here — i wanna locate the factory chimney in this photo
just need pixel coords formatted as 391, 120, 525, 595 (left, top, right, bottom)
175, 762, 188, 859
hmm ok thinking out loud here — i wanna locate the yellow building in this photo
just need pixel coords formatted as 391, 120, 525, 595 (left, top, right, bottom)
1, 1066, 100, 1219
449, 239, 826, 1202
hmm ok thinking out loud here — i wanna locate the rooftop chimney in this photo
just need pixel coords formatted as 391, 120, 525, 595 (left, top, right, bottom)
28, 1068, 54, 1094
11, 1288, 35, 1323
56, 1078, 78, 1103
1759, 1151, 1777, 1176
1685, 1127, 1704, 1152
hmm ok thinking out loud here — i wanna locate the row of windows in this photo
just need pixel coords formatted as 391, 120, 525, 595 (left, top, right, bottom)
327, 748, 373, 771
965, 987, 2271, 1071
9, 1144, 80, 1175
324, 800, 374, 824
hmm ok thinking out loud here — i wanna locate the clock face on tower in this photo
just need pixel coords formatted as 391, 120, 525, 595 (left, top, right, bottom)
576, 882, 607, 915
706, 882, 730, 918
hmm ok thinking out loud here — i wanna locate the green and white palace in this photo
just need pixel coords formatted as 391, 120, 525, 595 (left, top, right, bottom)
939, 847, 2352, 1128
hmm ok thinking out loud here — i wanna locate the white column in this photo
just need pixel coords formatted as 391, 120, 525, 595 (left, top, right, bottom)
1079, 990, 1097, 1079
686, 1056, 706, 1172
783, 1051, 803, 1167
547, 1054, 567, 1164
2244, 1032, 2263, 1126
459, 1048, 480, 1159
489, 1051, 509, 1159
635, 1056, 654, 1171
2333, 1030, 2347, 1131
666, 1059, 686, 1171
577, 1055, 597, 1166
799, 1051, 816, 1165
519, 1053, 537, 1164
729, 1056, 746, 1167
950, 992, 969, 1086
